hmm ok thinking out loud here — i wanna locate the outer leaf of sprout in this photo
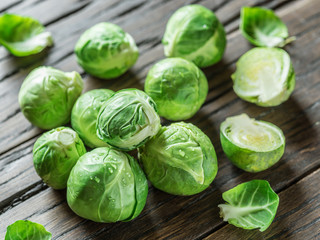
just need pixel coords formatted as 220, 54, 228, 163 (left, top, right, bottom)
0, 13, 53, 57
5, 220, 52, 240
218, 180, 279, 232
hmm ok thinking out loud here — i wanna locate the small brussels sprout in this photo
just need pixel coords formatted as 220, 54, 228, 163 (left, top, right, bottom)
232, 47, 295, 106
75, 22, 139, 79
144, 58, 208, 121
19, 66, 83, 129
162, 5, 226, 68
5, 220, 52, 240
240, 7, 295, 48
218, 180, 279, 232
0, 14, 53, 57
71, 89, 114, 148
220, 114, 285, 172
67, 147, 148, 223
97, 89, 161, 151
138, 122, 218, 196
33, 127, 86, 189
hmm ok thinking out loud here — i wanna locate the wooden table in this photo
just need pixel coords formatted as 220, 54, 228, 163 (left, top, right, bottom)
0, 0, 319, 239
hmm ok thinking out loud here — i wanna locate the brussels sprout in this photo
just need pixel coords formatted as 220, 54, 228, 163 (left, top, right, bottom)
218, 180, 279, 232
162, 5, 226, 68
33, 127, 86, 189
19, 66, 84, 129
138, 122, 218, 195
144, 58, 208, 121
5, 220, 52, 240
240, 7, 295, 48
71, 89, 114, 148
67, 147, 148, 222
232, 47, 295, 106
97, 89, 161, 151
220, 114, 285, 172
0, 14, 53, 57
75, 22, 139, 79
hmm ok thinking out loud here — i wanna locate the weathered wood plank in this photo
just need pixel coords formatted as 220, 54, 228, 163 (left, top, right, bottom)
0, 0, 303, 155
204, 168, 320, 240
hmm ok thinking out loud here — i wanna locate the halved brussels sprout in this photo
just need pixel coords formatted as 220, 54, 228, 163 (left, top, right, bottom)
71, 89, 114, 148
97, 89, 161, 151
218, 180, 279, 232
220, 114, 285, 172
75, 22, 139, 79
138, 122, 218, 195
162, 5, 226, 68
67, 147, 148, 223
144, 58, 208, 121
19, 66, 84, 129
33, 127, 86, 189
240, 7, 295, 48
5, 220, 52, 240
0, 13, 53, 57
232, 47, 295, 106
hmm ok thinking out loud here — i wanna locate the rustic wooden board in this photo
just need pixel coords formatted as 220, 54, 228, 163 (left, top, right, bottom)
0, 0, 319, 239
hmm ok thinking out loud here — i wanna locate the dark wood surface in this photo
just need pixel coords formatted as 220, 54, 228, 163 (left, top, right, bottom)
0, 0, 319, 239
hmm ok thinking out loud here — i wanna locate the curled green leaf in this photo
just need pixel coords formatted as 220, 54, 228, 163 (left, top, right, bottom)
218, 180, 279, 232
240, 7, 294, 48
0, 13, 53, 57
5, 220, 52, 240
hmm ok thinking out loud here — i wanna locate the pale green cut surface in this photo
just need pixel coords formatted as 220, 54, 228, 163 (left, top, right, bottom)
223, 114, 284, 152
233, 48, 291, 104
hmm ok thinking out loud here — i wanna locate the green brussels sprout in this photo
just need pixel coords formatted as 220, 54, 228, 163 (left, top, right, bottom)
75, 22, 139, 79
218, 180, 279, 232
5, 220, 52, 240
138, 122, 218, 195
97, 89, 161, 151
71, 89, 114, 148
33, 127, 86, 189
232, 47, 295, 106
220, 114, 285, 172
240, 7, 295, 48
0, 13, 53, 57
144, 58, 208, 121
19, 66, 84, 129
162, 5, 226, 68
67, 147, 148, 223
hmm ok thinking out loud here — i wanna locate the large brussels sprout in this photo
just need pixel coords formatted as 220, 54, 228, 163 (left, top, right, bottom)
5, 220, 52, 240
71, 89, 114, 148
19, 66, 83, 129
75, 22, 139, 79
67, 147, 148, 223
0, 13, 53, 57
162, 5, 226, 68
97, 89, 161, 151
220, 114, 285, 172
218, 180, 279, 232
144, 58, 208, 121
232, 47, 295, 107
33, 127, 86, 189
138, 122, 218, 195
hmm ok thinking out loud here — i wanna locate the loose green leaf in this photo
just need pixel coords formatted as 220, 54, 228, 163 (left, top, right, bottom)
240, 7, 295, 47
218, 180, 279, 232
5, 220, 52, 240
0, 13, 53, 57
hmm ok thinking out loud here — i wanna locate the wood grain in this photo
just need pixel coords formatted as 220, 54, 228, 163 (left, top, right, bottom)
0, 0, 319, 239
